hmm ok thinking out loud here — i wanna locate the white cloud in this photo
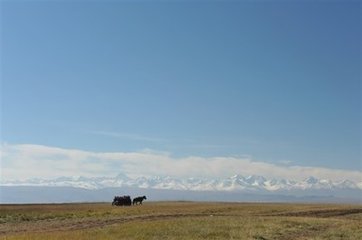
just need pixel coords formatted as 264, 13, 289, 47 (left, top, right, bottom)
278, 160, 293, 165
1, 143, 361, 182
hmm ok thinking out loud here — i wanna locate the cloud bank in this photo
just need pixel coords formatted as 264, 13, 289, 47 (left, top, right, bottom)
1, 143, 361, 182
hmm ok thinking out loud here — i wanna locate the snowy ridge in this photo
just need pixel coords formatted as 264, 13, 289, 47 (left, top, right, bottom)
2, 174, 362, 192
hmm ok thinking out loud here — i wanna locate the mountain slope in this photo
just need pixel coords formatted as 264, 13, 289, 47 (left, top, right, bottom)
1, 175, 362, 203
2, 174, 361, 192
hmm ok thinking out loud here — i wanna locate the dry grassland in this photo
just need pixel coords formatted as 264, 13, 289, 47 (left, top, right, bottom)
0, 201, 361, 239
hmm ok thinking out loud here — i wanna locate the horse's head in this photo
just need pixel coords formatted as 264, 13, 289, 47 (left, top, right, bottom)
143, 196, 147, 200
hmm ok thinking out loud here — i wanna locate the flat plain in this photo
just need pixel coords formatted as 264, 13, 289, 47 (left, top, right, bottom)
0, 201, 361, 239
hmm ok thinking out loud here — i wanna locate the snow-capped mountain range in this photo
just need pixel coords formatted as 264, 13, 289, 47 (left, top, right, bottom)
2, 174, 362, 192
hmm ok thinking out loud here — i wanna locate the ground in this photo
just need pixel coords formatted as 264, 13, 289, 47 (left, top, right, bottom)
0, 202, 361, 239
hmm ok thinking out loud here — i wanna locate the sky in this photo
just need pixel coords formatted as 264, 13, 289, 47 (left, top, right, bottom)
1, 1, 361, 181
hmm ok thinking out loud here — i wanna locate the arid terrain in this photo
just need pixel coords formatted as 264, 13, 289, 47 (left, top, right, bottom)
1, 202, 361, 239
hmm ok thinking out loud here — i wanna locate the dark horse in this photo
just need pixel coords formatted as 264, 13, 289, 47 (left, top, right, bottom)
133, 196, 147, 205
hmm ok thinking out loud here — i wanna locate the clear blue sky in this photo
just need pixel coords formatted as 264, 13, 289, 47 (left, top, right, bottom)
1, 1, 361, 171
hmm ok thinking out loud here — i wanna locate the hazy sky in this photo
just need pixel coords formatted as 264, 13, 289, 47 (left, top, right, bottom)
1, 1, 361, 180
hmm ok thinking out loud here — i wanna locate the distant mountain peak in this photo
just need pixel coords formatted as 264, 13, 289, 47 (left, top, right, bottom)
304, 176, 319, 184
115, 173, 130, 180
230, 174, 245, 180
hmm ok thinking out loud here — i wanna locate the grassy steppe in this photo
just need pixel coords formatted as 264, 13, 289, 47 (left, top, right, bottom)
0, 202, 361, 239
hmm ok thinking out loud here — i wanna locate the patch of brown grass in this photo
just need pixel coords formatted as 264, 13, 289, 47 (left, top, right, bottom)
1, 202, 361, 239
